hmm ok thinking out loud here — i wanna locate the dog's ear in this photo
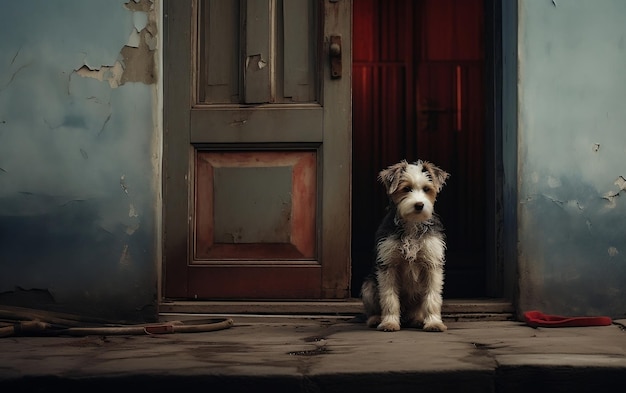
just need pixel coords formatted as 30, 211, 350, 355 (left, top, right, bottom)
421, 161, 450, 192
378, 160, 408, 194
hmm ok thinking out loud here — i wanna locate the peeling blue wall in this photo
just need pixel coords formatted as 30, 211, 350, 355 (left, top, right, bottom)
0, 0, 159, 322
518, 0, 626, 318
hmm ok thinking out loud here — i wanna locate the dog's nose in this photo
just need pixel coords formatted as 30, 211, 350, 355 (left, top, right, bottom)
414, 202, 424, 212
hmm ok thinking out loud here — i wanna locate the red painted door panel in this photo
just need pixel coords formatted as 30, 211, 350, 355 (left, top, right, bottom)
352, 0, 486, 297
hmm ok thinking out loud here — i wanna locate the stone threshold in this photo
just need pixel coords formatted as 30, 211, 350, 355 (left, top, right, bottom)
159, 298, 515, 321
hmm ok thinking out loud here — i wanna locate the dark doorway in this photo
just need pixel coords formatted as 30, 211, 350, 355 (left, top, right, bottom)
351, 0, 488, 298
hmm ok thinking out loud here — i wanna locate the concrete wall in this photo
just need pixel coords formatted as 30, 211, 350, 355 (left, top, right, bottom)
518, 0, 626, 318
0, 0, 160, 322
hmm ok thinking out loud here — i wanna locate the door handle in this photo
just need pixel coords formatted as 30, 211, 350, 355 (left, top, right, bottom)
330, 35, 342, 79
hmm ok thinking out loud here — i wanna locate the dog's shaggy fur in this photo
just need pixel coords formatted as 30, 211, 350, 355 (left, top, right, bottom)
361, 160, 450, 332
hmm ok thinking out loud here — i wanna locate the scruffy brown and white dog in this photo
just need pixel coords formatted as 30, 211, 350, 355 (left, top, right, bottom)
361, 160, 449, 332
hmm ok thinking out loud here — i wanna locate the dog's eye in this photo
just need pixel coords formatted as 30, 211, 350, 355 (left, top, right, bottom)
403, 186, 412, 193
423, 186, 431, 193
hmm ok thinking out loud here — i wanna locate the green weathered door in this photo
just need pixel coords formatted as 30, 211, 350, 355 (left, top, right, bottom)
163, 0, 352, 299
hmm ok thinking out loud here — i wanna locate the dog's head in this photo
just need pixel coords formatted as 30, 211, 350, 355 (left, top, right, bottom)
379, 160, 449, 223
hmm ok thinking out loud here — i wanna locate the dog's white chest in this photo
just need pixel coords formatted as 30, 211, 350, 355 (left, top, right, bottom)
377, 233, 444, 267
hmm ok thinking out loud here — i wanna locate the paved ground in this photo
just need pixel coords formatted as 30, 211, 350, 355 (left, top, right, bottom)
1, 315, 625, 392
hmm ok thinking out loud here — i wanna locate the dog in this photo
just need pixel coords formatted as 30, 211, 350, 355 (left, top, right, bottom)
361, 160, 449, 332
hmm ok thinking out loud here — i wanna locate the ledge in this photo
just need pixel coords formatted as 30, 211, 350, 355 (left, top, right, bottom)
159, 298, 515, 321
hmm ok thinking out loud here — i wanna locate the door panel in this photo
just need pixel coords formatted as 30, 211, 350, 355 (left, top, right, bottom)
352, 0, 487, 298
164, 0, 351, 300
190, 107, 323, 143
416, 0, 486, 296
199, 0, 318, 104
187, 265, 321, 298
199, 0, 240, 103
194, 151, 317, 261
351, 0, 416, 294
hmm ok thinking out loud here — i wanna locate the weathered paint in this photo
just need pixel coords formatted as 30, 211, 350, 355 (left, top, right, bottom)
0, 0, 159, 321
518, 0, 626, 318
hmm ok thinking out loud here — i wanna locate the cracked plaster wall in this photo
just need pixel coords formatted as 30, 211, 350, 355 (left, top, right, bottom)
0, 0, 159, 321
518, 0, 626, 318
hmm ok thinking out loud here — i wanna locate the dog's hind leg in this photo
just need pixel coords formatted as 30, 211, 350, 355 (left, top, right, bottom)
376, 269, 402, 331
360, 278, 382, 327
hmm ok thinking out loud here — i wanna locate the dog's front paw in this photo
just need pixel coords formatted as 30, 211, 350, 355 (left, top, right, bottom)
377, 320, 401, 332
423, 321, 447, 332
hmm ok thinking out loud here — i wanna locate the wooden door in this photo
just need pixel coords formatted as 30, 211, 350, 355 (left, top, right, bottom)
164, 0, 352, 300
352, 0, 487, 297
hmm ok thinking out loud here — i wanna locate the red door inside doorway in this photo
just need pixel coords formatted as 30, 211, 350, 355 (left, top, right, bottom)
352, 0, 486, 298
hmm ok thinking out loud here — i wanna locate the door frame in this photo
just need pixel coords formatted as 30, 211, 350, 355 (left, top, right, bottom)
486, 0, 518, 301
480, 0, 518, 300
160, 0, 519, 310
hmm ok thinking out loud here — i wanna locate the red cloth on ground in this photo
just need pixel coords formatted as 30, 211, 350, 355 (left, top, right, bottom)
524, 310, 612, 328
